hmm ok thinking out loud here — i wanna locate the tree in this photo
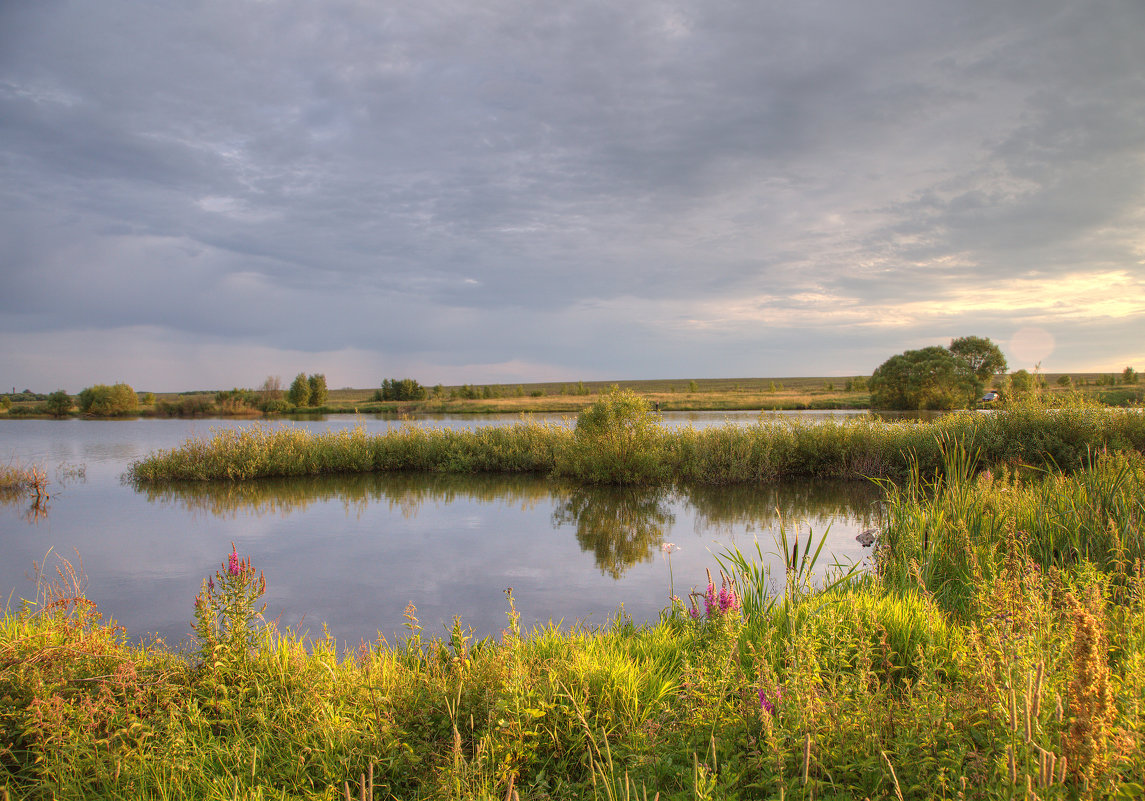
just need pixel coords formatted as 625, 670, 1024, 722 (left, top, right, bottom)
258, 376, 283, 405
287, 373, 310, 407
948, 336, 1008, 383
45, 390, 73, 417
377, 378, 427, 401
1123, 366, 1138, 385
307, 373, 328, 406
869, 346, 977, 410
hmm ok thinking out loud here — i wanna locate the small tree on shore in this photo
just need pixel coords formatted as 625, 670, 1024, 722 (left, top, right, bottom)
258, 376, 283, 405
307, 374, 328, 406
949, 336, 1008, 383
45, 390, 72, 417
287, 373, 311, 407
1010, 369, 1035, 397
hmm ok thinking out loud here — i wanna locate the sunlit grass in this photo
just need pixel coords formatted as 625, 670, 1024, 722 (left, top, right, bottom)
6, 453, 1145, 799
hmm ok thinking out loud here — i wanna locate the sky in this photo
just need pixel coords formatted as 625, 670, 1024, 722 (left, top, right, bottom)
2, 0, 1143, 393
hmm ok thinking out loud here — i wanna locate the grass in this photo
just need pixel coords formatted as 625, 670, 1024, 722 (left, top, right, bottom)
128, 396, 1145, 485
4, 452, 1145, 799
0, 462, 50, 516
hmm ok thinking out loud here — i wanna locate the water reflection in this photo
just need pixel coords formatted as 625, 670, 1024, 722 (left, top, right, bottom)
552, 486, 675, 578
683, 481, 883, 535
136, 473, 883, 580
135, 472, 554, 520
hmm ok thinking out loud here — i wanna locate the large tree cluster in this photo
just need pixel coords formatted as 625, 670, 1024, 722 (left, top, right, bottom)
869, 336, 1007, 410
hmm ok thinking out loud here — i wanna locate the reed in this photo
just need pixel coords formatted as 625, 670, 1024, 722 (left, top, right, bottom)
128, 398, 1145, 486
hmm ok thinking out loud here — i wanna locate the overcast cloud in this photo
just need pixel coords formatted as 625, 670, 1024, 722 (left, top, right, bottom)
2, 0, 1143, 391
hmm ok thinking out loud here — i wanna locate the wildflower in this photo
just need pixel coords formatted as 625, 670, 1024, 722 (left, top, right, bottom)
660, 542, 679, 553
759, 686, 783, 715
228, 548, 240, 576
718, 583, 740, 614
704, 579, 718, 617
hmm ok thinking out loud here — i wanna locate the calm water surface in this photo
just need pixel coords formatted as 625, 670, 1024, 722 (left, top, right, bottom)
1, 413, 886, 647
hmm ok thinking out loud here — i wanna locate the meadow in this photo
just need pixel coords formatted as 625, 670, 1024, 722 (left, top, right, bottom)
3, 441, 1144, 799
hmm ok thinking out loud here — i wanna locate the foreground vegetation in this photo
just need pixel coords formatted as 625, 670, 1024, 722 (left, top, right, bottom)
128, 394, 1145, 486
4, 446, 1144, 799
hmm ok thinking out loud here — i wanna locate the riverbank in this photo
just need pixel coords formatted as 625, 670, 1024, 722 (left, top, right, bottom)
4, 453, 1143, 799
128, 396, 1145, 485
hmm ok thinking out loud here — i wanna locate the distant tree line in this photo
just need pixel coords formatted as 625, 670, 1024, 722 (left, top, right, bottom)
376, 378, 427, 401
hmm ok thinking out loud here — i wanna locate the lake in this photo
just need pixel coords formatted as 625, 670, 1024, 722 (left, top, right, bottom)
1, 412, 886, 649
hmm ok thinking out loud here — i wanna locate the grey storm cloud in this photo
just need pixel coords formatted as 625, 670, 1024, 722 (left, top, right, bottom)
1, 0, 1143, 391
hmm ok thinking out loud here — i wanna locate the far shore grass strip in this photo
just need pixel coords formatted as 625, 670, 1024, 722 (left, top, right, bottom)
128, 400, 1145, 485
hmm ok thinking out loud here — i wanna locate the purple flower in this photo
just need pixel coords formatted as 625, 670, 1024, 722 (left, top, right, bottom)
718, 584, 740, 613
758, 688, 773, 713
759, 686, 783, 715
228, 549, 240, 576
208, 577, 215, 592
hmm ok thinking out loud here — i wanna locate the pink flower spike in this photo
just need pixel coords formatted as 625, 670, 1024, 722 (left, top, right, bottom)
228, 549, 240, 576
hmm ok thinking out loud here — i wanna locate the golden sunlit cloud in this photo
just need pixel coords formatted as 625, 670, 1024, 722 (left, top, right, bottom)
675, 270, 1145, 331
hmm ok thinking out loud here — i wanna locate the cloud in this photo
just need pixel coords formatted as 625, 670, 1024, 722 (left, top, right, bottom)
1, 0, 1143, 389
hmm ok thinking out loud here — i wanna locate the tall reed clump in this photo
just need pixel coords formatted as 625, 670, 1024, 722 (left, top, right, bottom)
128, 421, 570, 483
879, 443, 1145, 615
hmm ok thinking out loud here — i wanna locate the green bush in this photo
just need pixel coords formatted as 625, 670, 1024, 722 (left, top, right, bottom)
44, 389, 73, 417
554, 388, 666, 484
77, 383, 138, 415
155, 395, 214, 417
260, 398, 291, 415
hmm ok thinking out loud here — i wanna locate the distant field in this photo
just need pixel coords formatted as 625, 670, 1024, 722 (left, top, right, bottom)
4, 373, 1140, 416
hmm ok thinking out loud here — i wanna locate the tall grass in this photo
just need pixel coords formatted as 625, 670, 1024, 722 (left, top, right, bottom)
7, 452, 1145, 799
129, 396, 1145, 486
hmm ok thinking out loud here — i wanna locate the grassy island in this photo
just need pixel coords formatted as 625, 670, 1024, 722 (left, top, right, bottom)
128, 394, 1145, 486
4, 443, 1145, 799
